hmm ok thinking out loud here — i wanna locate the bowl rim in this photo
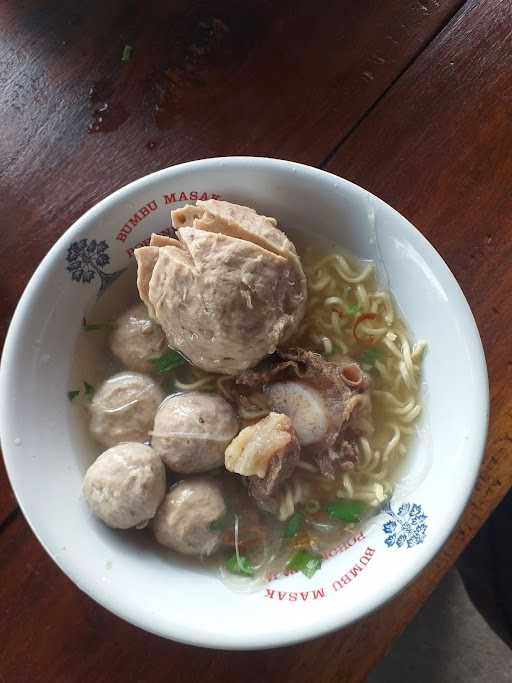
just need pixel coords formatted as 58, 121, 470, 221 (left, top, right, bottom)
0, 156, 489, 649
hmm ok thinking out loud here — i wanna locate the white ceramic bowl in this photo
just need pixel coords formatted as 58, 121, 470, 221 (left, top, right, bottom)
0, 158, 488, 649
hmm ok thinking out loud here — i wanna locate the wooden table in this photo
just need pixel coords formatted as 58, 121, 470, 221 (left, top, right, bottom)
1, 1, 511, 680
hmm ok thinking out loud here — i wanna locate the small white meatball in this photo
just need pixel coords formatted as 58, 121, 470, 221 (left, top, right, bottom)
109, 303, 166, 373
90, 371, 164, 448
152, 478, 226, 556
152, 391, 239, 473
83, 442, 166, 529
264, 381, 327, 446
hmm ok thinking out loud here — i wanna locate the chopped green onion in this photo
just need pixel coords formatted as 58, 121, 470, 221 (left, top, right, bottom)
326, 499, 367, 523
121, 44, 133, 63
150, 350, 185, 374
225, 554, 254, 577
67, 390, 80, 402
83, 381, 95, 402
359, 348, 384, 366
346, 303, 360, 317
284, 511, 304, 538
304, 499, 321, 514
286, 550, 323, 579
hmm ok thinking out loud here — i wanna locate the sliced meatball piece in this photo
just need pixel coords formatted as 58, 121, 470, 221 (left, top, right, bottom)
83, 442, 166, 529
152, 391, 239, 473
89, 371, 164, 448
237, 348, 372, 478
145, 229, 299, 374
172, 199, 302, 269
173, 200, 307, 328
225, 412, 300, 499
135, 246, 159, 319
109, 303, 167, 373
149, 234, 181, 248
152, 478, 226, 556
170, 204, 203, 227
135, 200, 307, 374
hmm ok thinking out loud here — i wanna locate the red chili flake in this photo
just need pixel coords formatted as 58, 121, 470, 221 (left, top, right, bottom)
353, 313, 377, 344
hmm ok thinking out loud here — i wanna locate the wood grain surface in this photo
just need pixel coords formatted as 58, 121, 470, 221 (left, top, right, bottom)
0, 0, 462, 525
325, 0, 512, 662
2, 0, 511, 681
0, 512, 476, 683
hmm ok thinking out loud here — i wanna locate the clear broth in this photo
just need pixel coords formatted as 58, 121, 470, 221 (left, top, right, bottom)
70, 236, 424, 585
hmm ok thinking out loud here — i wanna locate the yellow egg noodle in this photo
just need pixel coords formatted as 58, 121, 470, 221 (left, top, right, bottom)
174, 247, 426, 520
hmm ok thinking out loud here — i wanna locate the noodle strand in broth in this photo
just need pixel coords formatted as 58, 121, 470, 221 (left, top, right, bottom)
78, 221, 426, 587
173, 244, 425, 520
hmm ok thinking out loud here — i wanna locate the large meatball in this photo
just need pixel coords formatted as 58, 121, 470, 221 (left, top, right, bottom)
109, 303, 166, 373
152, 391, 239, 473
152, 478, 226, 556
89, 371, 164, 447
135, 200, 307, 374
83, 442, 166, 529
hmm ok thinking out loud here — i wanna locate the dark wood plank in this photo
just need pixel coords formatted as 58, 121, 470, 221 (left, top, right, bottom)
0, 0, 463, 525
0, 461, 16, 527
324, 0, 512, 658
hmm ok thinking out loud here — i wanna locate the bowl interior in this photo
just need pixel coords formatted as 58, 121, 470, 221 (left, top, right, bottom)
0, 158, 488, 649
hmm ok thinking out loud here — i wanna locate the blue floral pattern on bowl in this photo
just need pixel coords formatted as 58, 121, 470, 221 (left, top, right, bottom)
382, 502, 427, 549
66, 239, 125, 294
